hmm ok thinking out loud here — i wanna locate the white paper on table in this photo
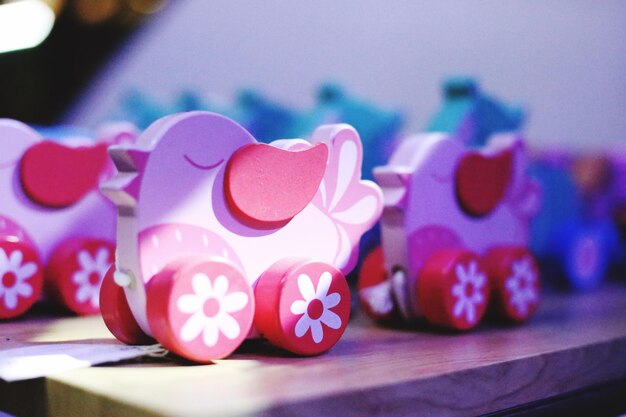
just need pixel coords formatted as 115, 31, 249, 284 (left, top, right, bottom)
0, 343, 165, 382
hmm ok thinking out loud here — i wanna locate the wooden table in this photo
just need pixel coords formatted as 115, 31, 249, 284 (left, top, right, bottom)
2, 284, 626, 417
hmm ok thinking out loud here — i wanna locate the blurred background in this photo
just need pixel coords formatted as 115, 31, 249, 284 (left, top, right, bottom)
1, 0, 624, 151
0, 0, 166, 124
0, 0, 625, 308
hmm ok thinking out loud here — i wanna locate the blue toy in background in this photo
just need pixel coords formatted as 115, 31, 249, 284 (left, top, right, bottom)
529, 154, 620, 291
426, 77, 525, 147
110, 89, 239, 130
297, 83, 404, 181
611, 151, 626, 242
113, 90, 176, 129
234, 89, 302, 143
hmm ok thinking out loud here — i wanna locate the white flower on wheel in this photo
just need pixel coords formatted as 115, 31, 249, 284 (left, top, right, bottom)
506, 257, 539, 316
177, 273, 249, 347
0, 249, 36, 310
72, 248, 111, 308
451, 261, 486, 324
291, 272, 342, 344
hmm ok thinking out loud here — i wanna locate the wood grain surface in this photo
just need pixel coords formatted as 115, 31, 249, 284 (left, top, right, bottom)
2, 284, 626, 417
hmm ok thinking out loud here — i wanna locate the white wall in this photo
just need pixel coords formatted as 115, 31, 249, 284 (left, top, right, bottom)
66, 0, 626, 151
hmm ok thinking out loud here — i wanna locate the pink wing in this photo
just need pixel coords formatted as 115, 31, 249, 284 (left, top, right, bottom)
311, 124, 383, 273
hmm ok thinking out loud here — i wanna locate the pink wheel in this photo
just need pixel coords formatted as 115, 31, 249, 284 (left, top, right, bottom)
417, 249, 489, 331
146, 257, 254, 362
0, 239, 44, 319
100, 266, 152, 345
484, 247, 540, 323
254, 258, 351, 356
46, 238, 115, 315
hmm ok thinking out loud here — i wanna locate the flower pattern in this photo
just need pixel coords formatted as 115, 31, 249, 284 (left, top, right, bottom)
72, 248, 112, 308
290, 272, 342, 343
451, 261, 486, 324
505, 257, 539, 316
0, 249, 37, 310
177, 273, 249, 347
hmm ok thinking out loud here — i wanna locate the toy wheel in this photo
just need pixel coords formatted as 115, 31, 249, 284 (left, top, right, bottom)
46, 238, 115, 315
485, 247, 540, 322
357, 246, 395, 321
146, 257, 254, 362
100, 266, 152, 345
254, 258, 351, 356
417, 249, 488, 331
0, 239, 44, 319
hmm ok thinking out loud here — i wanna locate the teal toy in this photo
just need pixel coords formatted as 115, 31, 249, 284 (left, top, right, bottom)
297, 83, 404, 181
234, 89, 301, 143
111, 90, 238, 130
114, 90, 173, 129
427, 77, 525, 147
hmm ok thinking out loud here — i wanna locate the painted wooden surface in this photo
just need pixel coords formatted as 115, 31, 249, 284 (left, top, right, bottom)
2, 283, 626, 417
0, 119, 134, 319
101, 113, 383, 361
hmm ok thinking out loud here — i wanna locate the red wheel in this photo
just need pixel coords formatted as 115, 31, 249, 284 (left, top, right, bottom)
357, 246, 394, 322
485, 247, 540, 323
417, 249, 489, 331
46, 238, 115, 315
0, 239, 44, 319
100, 266, 152, 344
146, 257, 254, 362
254, 258, 351, 356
